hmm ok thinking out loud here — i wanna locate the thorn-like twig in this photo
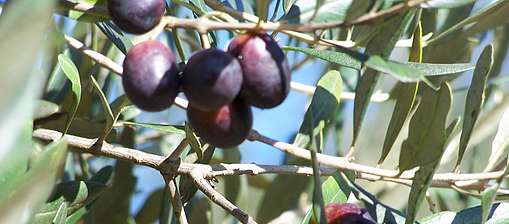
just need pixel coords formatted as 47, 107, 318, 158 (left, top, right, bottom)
189, 169, 258, 224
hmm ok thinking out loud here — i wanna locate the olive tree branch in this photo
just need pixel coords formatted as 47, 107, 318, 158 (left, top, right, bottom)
59, 0, 427, 48
162, 176, 189, 224
189, 169, 258, 224
33, 128, 509, 192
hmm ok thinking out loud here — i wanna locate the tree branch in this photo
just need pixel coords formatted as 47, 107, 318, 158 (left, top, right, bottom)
33, 128, 509, 190
189, 169, 257, 224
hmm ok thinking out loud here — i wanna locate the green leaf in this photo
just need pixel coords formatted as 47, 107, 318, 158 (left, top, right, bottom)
408, 63, 474, 76
52, 202, 68, 224
90, 165, 114, 184
428, 0, 509, 44
420, 203, 509, 224
403, 83, 453, 224
90, 76, 127, 140
34, 181, 108, 223
282, 47, 474, 80
485, 106, 509, 171
40, 117, 116, 140
379, 83, 418, 164
344, 0, 373, 22
122, 121, 185, 135
0, 0, 55, 161
96, 21, 133, 55
421, 0, 476, 8
0, 140, 68, 224
186, 122, 204, 159
353, 11, 416, 147
280, 0, 353, 23
34, 100, 60, 120
65, 0, 109, 22
283, 46, 363, 70
456, 44, 493, 168
301, 174, 350, 224
65, 207, 87, 224
399, 84, 452, 171
378, 22, 422, 164
134, 188, 165, 224
294, 70, 342, 149
58, 54, 82, 135
90, 76, 113, 123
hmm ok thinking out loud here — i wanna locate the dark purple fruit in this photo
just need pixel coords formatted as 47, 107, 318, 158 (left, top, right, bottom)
122, 40, 179, 112
182, 48, 243, 111
107, 0, 165, 34
320, 203, 375, 224
227, 33, 291, 108
187, 99, 252, 148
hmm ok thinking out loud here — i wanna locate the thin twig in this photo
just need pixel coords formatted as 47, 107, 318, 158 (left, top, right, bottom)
189, 170, 257, 224
32, 128, 509, 189
58, 0, 427, 48
163, 176, 189, 224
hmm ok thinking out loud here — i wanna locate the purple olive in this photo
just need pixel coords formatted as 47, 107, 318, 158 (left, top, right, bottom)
187, 98, 252, 148
122, 40, 179, 112
107, 0, 166, 34
182, 48, 243, 111
228, 33, 291, 108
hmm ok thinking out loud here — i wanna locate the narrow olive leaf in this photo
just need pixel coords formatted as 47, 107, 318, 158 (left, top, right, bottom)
446, 117, 462, 143
403, 83, 452, 224
280, 0, 353, 24
337, 172, 406, 224
344, 0, 373, 22
301, 174, 349, 224
420, 202, 509, 224
282, 46, 364, 70
0, 0, 55, 161
408, 63, 474, 76
101, 95, 132, 138
0, 140, 68, 224
34, 181, 108, 224
399, 83, 452, 171
481, 157, 509, 223
90, 76, 113, 120
428, 0, 508, 44
89, 76, 117, 141
96, 21, 133, 55
485, 106, 509, 171
185, 122, 204, 160
122, 121, 185, 135
282, 47, 474, 80
294, 70, 342, 148
353, 11, 416, 147
65, 207, 87, 224
65, 0, 109, 22
34, 100, 60, 120
465, 2, 509, 35
89, 165, 114, 184
58, 54, 82, 135
134, 188, 165, 224
52, 202, 67, 224
223, 149, 242, 206
421, 0, 476, 8
456, 44, 493, 169
379, 22, 422, 164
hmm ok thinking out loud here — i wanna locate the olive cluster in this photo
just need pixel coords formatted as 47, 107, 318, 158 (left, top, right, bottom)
108, 0, 291, 148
